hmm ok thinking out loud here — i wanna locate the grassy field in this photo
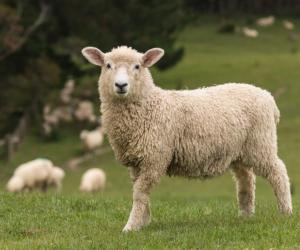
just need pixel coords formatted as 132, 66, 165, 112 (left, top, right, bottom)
1, 17, 300, 249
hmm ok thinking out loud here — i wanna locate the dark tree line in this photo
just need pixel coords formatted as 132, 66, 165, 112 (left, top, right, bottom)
185, 0, 300, 16
0, 0, 188, 136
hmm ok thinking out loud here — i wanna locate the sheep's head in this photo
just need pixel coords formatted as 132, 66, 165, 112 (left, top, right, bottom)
80, 130, 88, 140
81, 46, 164, 101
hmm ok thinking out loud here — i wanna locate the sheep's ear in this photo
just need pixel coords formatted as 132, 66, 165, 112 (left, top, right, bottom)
142, 48, 164, 67
81, 47, 105, 66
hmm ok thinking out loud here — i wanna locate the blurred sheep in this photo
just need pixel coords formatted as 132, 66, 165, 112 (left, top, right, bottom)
6, 158, 65, 192
47, 166, 65, 190
60, 79, 75, 104
242, 27, 258, 38
43, 105, 73, 136
74, 101, 96, 123
79, 168, 106, 192
80, 127, 104, 151
283, 20, 294, 30
256, 16, 275, 27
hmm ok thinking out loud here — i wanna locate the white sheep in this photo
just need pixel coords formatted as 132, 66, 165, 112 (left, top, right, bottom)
7, 159, 65, 192
242, 27, 258, 38
47, 166, 65, 190
283, 20, 294, 30
60, 79, 75, 104
74, 101, 96, 123
79, 168, 106, 192
82, 46, 292, 232
80, 127, 104, 151
7, 158, 53, 192
6, 176, 25, 193
256, 16, 275, 27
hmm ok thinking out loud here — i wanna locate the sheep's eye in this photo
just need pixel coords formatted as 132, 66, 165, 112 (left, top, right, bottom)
106, 63, 111, 69
134, 64, 140, 70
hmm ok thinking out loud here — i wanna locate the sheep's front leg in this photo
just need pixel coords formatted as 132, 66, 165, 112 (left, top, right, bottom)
123, 168, 163, 232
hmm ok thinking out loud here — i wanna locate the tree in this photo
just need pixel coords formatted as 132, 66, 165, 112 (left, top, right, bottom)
0, 0, 188, 136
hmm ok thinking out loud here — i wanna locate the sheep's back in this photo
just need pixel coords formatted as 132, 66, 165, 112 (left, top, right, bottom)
167, 83, 277, 178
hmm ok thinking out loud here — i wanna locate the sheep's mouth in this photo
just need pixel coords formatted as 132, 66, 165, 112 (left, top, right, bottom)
116, 90, 128, 95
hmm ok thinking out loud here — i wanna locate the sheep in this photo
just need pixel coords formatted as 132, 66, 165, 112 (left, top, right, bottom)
7, 158, 53, 192
74, 101, 96, 123
6, 159, 65, 192
43, 105, 73, 135
79, 168, 106, 192
256, 16, 275, 27
82, 45, 292, 232
283, 20, 295, 30
60, 79, 75, 104
6, 176, 25, 193
242, 27, 258, 38
47, 166, 65, 191
80, 127, 104, 151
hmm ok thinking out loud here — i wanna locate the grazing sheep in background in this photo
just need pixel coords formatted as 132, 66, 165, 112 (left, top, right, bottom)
82, 46, 292, 232
283, 20, 295, 30
6, 176, 25, 193
47, 166, 65, 191
60, 79, 75, 104
43, 105, 73, 135
242, 27, 258, 38
7, 158, 53, 192
74, 101, 96, 123
80, 127, 104, 151
79, 168, 106, 192
6, 159, 65, 192
256, 16, 275, 27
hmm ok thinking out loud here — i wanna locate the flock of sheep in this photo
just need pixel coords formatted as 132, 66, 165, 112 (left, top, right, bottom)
242, 16, 295, 38
42, 79, 101, 137
6, 74, 107, 194
6, 158, 106, 193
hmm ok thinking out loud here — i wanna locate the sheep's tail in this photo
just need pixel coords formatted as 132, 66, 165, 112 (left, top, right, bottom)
273, 99, 280, 125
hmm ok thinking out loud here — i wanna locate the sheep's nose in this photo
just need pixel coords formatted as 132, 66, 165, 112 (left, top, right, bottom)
115, 82, 128, 90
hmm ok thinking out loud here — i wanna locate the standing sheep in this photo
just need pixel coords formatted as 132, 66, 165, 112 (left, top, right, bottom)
80, 127, 104, 151
82, 46, 292, 232
79, 168, 106, 192
256, 16, 275, 27
242, 27, 258, 38
74, 101, 96, 123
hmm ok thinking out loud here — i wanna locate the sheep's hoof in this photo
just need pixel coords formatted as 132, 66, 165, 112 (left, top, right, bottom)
122, 221, 146, 232
238, 210, 254, 217
122, 224, 138, 233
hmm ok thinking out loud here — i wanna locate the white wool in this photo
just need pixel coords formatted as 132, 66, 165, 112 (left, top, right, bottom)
82, 45, 292, 232
60, 79, 75, 104
6, 158, 61, 193
80, 127, 104, 151
6, 176, 24, 192
13, 159, 53, 187
256, 16, 275, 27
74, 101, 96, 123
79, 168, 106, 192
48, 166, 65, 189
283, 20, 294, 30
242, 27, 258, 38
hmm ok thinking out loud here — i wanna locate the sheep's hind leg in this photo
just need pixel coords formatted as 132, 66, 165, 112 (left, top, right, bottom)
123, 167, 163, 232
256, 158, 292, 215
232, 166, 256, 217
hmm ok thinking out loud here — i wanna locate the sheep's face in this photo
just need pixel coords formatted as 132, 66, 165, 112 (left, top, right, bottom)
81, 46, 164, 101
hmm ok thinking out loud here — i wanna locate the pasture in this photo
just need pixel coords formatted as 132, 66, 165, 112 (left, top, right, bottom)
1, 17, 300, 249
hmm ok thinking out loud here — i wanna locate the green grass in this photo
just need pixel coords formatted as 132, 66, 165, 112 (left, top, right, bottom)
0, 194, 299, 249
1, 17, 300, 249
